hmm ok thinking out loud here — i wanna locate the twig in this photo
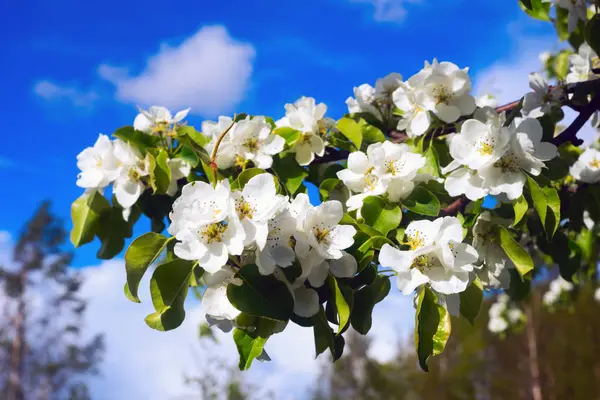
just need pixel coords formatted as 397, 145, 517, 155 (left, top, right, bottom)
551, 93, 600, 147
209, 119, 236, 185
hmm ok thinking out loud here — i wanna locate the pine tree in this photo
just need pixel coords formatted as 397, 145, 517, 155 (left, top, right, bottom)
0, 201, 104, 400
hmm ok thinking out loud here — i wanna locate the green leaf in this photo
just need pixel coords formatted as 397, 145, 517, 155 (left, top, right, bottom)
421, 145, 441, 179
124, 233, 172, 302
361, 196, 402, 236
361, 122, 385, 145
512, 195, 528, 227
520, 0, 532, 10
70, 191, 110, 247
414, 287, 451, 372
459, 278, 483, 325
319, 178, 349, 203
272, 154, 308, 195
234, 168, 267, 190
403, 186, 441, 216
327, 275, 352, 334
96, 206, 128, 259
148, 149, 171, 194
177, 125, 210, 148
176, 145, 200, 168
233, 328, 268, 371
227, 264, 294, 321
553, 50, 571, 80
519, 0, 550, 21
113, 126, 161, 151
200, 159, 222, 186
145, 259, 195, 331
586, 14, 600, 56
527, 175, 560, 238
351, 275, 391, 334
313, 306, 338, 360
337, 117, 362, 149
273, 127, 301, 147
497, 225, 534, 278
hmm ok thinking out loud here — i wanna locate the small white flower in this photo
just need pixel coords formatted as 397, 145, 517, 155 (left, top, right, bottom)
379, 217, 478, 295
472, 212, 513, 289
556, 0, 587, 33
478, 118, 557, 200
134, 106, 189, 135
76, 134, 119, 189
112, 139, 150, 208
375, 72, 403, 101
476, 94, 498, 109
337, 148, 388, 211
488, 317, 508, 333
203, 266, 243, 332
299, 251, 358, 289
522, 73, 563, 114
566, 44, 599, 84
232, 173, 287, 250
372, 141, 425, 182
301, 201, 357, 260
255, 206, 297, 276
506, 308, 523, 324
275, 97, 327, 166
168, 180, 245, 273
346, 83, 381, 119
393, 83, 432, 138
166, 158, 191, 196
203, 116, 237, 169
231, 116, 285, 169
570, 148, 600, 183
584, 210, 595, 230
420, 60, 476, 123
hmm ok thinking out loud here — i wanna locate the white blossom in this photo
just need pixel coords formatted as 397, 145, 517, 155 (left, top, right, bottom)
522, 73, 563, 114
570, 148, 600, 183
476, 94, 498, 109
112, 139, 150, 208
393, 82, 431, 137
134, 106, 189, 135
76, 134, 119, 189
594, 287, 600, 303
374, 72, 403, 101
232, 173, 287, 250
488, 317, 508, 333
556, 0, 588, 33
379, 217, 478, 295
472, 212, 513, 289
231, 116, 285, 169
166, 158, 191, 196
346, 83, 381, 119
168, 180, 245, 273
419, 60, 476, 123
255, 206, 297, 275
203, 116, 237, 169
275, 97, 327, 166
543, 275, 574, 307
567, 43, 599, 84
337, 148, 388, 211
202, 266, 242, 332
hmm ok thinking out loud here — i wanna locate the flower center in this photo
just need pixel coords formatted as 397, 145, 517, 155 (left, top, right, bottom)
385, 160, 402, 176
236, 199, 255, 220
477, 141, 494, 156
433, 85, 453, 104
151, 121, 171, 136
200, 222, 228, 244
589, 157, 600, 169
363, 174, 379, 192
128, 168, 141, 181
314, 227, 330, 245
494, 154, 518, 172
406, 231, 425, 250
244, 137, 260, 152
411, 254, 432, 272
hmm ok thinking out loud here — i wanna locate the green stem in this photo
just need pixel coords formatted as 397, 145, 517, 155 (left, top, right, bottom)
209, 117, 236, 186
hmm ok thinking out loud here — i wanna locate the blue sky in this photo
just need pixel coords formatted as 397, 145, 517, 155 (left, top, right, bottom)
0, 0, 556, 267
0, 0, 566, 398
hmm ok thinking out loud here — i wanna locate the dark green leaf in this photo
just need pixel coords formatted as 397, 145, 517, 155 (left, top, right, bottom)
227, 264, 294, 321
148, 149, 171, 194
319, 178, 349, 203
414, 287, 451, 372
351, 275, 390, 334
176, 145, 200, 168
586, 14, 600, 56
234, 168, 268, 190
113, 126, 161, 151
145, 259, 195, 331
313, 306, 336, 358
124, 232, 172, 302
459, 278, 483, 325
403, 186, 440, 216
177, 125, 210, 148
527, 175, 560, 238
361, 196, 402, 236
520, 0, 550, 21
272, 154, 308, 195
96, 206, 128, 259
327, 275, 352, 334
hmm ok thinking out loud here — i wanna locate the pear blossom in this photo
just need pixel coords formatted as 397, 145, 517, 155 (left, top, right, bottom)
203, 116, 237, 169
594, 287, 600, 303
472, 212, 513, 289
202, 266, 243, 332
255, 206, 297, 275
419, 60, 476, 123
476, 94, 498, 109
487, 294, 523, 334
543, 276, 574, 307
488, 316, 508, 333
232, 173, 288, 250
570, 148, 600, 183
166, 158, 191, 196
336, 148, 388, 210
393, 83, 431, 137
478, 118, 558, 200
346, 83, 381, 119
522, 73, 563, 114
133, 106, 190, 135
379, 217, 478, 295
168, 180, 245, 273
556, 0, 588, 33
230, 116, 285, 169
566, 44, 599, 84
112, 139, 150, 208
76, 134, 119, 189
275, 97, 327, 166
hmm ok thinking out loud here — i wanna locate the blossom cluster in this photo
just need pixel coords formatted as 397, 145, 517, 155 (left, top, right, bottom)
488, 294, 525, 335
167, 173, 357, 327
542, 275, 575, 307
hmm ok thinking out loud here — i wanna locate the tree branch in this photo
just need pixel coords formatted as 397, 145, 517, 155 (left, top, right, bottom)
551, 93, 600, 147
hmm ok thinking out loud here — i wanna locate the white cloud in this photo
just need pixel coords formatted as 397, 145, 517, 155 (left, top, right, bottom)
98, 25, 255, 118
33, 80, 99, 108
349, 0, 421, 24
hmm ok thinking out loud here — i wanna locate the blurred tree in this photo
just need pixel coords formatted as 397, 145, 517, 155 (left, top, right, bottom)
0, 202, 104, 400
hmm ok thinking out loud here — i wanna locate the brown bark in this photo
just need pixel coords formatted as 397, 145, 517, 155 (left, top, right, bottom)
525, 302, 542, 400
